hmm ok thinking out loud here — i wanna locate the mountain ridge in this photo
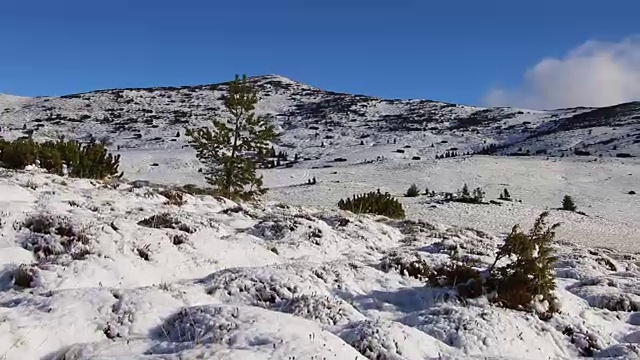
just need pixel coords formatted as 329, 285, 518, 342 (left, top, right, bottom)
1, 75, 639, 161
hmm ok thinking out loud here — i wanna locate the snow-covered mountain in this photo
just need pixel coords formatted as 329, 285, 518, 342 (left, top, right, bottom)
1, 75, 639, 160
2, 76, 640, 359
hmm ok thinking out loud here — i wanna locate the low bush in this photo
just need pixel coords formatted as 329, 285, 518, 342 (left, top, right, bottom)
137, 213, 194, 233
338, 190, 405, 219
405, 184, 420, 197
20, 213, 92, 262
158, 189, 186, 206
171, 233, 189, 246
428, 263, 484, 299
136, 244, 152, 261
178, 184, 223, 197
380, 251, 430, 280
428, 212, 560, 318
12, 264, 38, 288
0, 138, 121, 179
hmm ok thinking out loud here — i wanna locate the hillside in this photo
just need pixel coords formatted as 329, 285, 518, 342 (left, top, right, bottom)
1, 75, 639, 164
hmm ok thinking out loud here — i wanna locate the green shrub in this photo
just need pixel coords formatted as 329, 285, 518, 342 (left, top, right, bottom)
405, 183, 420, 197
338, 189, 405, 219
487, 212, 559, 315
428, 212, 560, 318
0, 138, 121, 179
562, 195, 576, 211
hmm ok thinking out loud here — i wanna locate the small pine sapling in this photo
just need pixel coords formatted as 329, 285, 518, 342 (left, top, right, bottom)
405, 183, 420, 197
562, 195, 576, 211
186, 74, 278, 200
499, 188, 512, 201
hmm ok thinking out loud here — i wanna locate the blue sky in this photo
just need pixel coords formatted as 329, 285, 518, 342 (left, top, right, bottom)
1, 0, 639, 107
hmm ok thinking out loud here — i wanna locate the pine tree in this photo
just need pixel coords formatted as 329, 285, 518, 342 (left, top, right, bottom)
459, 183, 470, 199
186, 74, 278, 200
488, 212, 559, 314
562, 195, 576, 211
500, 188, 511, 201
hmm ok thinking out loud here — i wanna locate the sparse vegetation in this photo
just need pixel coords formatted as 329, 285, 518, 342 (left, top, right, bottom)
445, 184, 486, 204
428, 263, 484, 299
20, 213, 92, 262
380, 251, 430, 280
178, 183, 222, 197
158, 189, 186, 206
137, 213, 194, 233
338, 190, 405, 219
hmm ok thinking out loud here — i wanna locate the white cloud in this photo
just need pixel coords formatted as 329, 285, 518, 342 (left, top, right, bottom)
484, 36, 640, 110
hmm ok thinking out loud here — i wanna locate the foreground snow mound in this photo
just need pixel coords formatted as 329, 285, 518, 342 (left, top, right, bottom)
569, 274, 640, 312
339, 319, 459, 359
2, 170, 640, 359
57, 305, 367, 360
402, 304, 573, 358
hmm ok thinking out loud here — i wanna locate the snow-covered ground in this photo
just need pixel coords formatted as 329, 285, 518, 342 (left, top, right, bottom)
1, 167, 640, 359
117, 148, 640, 252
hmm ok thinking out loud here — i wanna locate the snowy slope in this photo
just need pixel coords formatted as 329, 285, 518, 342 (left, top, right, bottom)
0, 94, 31, 113
1, 169, 640, 359
0, 75, 639, 160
